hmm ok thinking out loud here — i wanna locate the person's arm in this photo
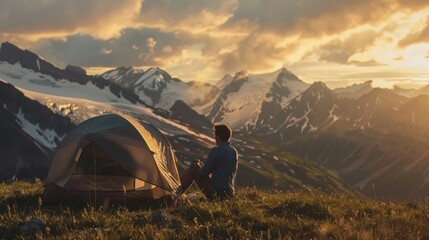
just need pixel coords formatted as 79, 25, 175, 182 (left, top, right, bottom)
199, 148, 217, 177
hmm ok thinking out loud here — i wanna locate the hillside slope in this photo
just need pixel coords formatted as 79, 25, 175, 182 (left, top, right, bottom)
0, 182, 428, 239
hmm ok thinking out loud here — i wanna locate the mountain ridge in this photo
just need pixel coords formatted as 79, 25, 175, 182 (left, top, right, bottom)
0, 42, 142, 104
99, 66, 219, 110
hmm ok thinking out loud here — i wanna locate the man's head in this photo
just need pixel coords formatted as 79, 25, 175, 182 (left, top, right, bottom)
214, 124, 232, 145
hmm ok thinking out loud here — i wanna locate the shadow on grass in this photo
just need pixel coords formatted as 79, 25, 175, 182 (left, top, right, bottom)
269, 198, 333, 221
0, 193, 42, 212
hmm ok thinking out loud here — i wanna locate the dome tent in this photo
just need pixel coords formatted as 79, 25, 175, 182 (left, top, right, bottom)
42, 114, 180, 204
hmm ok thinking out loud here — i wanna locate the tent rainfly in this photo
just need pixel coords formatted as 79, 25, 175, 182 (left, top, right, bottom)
42, 114, 181, 204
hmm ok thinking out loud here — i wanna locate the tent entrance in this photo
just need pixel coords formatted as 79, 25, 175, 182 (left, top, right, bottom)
75, 142, 131, 176
65, 140, 157, 192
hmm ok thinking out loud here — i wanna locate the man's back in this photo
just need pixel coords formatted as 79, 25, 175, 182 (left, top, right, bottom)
200, 142, 238, 195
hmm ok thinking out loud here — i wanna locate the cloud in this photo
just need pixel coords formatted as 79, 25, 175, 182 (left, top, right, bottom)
221, 0, 393, 37
33, 28, 197, 68
218, 34, 291, 72
398, 17, 429, 47
397, 0, 429, 9
1, 0, 422, 41
146, 38, 157, 53
341, 71, 417, 80
142, 37, 158, 61
0, 0, 141, 39
163, 45, 173, 53
348, 59, 384, 67
99, 48, 112, 55
307, 30, 380, 65
136, 0, 236, 31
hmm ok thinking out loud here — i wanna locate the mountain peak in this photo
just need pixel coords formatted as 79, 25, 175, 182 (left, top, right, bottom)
216, 74, 234, 89
234, 70, 248, 80
358, 88, 407, 104
221, 73, 233, 80
335, 80, 373, 91
1, 41, 18, 51
65, 65, 86, 76
276, 67, 303, 82
334, 80, 374, 99
143, 67, 173, 82
117, 66, 135, 71
299, 81, 334, 99
309, 81, 329, 91
278, 67, 292, 74
146, 66, 166, 74
0, 41, 38, 66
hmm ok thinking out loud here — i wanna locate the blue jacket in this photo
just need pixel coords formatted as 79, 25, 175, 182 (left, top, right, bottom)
200, 142, 238, 195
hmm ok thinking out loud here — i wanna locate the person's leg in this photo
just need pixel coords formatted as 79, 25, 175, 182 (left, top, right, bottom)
179, 162, 199, 192
180, 161, 215, 198
193, 172, 215, 198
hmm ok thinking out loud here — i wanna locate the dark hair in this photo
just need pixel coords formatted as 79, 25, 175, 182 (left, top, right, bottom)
214, 124, 232, 142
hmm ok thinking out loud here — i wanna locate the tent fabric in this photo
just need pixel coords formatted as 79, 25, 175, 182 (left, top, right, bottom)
43, 114, 181, 203
43, 184, 166, 205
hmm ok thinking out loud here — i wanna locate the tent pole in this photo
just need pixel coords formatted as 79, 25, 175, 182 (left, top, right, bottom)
93, 145, 97, 210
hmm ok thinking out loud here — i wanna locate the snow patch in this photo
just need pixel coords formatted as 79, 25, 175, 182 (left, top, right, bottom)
13, 107, 62, 150
178, 137, 191, 142
279, 80, 309, 108
247, 145, 256, 150
135, 68, 164, 91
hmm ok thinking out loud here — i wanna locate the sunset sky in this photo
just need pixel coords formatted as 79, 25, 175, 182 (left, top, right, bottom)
1, 0, 429, 89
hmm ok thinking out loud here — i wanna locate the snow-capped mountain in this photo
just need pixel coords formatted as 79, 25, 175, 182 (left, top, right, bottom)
208, 68, 310, 130
252, 83, 429, 199
99, 66, 219, 110
334, 80, 373, 99
0, 42, 142, 105
0, 81, 74, 180
253, 81, 341, 138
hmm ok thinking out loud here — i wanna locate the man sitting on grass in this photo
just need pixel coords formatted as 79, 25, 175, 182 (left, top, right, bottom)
179, 124, 238, 200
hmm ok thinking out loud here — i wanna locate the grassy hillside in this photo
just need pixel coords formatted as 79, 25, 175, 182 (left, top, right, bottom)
1, 181, 428, 239
174, 135, 356, 196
